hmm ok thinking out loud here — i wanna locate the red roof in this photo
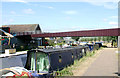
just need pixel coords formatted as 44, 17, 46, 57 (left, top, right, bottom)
31, 28, 120, 37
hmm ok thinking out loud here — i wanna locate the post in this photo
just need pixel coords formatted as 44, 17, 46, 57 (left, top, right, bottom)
118, 2, 120, 75
118, 36, 120, 76
42, 37, 45, 46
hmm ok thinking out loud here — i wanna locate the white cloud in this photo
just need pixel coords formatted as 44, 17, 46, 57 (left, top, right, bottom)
103, 15, 117, 23
1, 0, 119, 2
9, 19, 14, 22
2, 19, 14, 25
110, 16, 118, 19
109, 21, 118, 25
82, 0, 118, 2
10, 11, 16, 14
86, 2, 118, 9
103, 18, 108, 22
65, 17, 72, 20
103, 2, 118, 9
39, 6, 55, 9
23, 8, 35, 14
110, 25, 118, 28
48, 6, 54, 9
2, 0, 27, 3
64, 10, 78, 15
1, 0, 118, 9
26, 3, 38, 6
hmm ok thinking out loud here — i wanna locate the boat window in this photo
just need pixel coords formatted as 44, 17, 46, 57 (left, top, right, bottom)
72, 53, 74, 59
30, 52, 49, 72
59, 55, 62, 63
31, 52, 35, 71
36, 52, 49, 72
80, 51, 81, 56
82, 49, 84, 53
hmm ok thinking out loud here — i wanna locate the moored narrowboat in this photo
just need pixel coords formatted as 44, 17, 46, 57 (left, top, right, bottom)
25, 46, 89, 74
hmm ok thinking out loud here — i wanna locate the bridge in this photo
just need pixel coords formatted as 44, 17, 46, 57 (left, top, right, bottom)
16, 28, 120, 37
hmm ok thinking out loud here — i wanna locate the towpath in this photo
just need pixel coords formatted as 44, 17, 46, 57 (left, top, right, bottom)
83, 48, 118, 76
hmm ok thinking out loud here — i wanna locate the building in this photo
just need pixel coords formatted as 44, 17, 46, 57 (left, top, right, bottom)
0, 27, 14, 52
1, 24, 42, 51
2, 24, 42, 35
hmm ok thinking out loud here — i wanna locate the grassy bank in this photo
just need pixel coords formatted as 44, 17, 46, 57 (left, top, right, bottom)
54, 49, 101, 76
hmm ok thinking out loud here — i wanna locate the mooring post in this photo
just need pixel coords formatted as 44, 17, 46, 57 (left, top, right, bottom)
41, 37, 45, 46
118, 36, 120, 76
118, 2, 120, 76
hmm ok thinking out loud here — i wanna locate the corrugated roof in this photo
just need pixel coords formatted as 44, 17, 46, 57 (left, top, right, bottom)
29, 46, 86, 53
31, 28, 120, 37
2, 24, 39, 33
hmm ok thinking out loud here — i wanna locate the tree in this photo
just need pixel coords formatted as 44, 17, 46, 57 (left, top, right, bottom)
106, 36, 111, 42
60, 37, 64, 39
81, 38, 85, 42
90, 38, 93, 42
84, 38, 87, 42
102, 37, 105, 42
94, 37, 97, 42
87, 38, 90, 42
98, 37, 101, 41
110, 36, 118, 47
71, 37, 79, 41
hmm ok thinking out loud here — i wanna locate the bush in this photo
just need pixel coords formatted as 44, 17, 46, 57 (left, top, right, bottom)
54, 68, 73, 76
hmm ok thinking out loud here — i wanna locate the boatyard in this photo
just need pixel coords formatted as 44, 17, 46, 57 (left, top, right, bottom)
1, 1, 119, 78
0, 24, 119, 77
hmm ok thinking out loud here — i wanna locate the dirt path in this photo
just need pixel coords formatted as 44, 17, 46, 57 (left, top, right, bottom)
72, 48, 103, 76
83, 48, 118, 76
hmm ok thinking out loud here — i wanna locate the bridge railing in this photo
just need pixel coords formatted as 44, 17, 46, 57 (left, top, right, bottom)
16, 32, 35, 36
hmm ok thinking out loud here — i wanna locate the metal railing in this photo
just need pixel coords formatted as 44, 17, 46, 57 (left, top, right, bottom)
16, 32, 35, 36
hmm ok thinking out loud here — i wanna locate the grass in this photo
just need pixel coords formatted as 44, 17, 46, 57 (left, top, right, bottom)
54, 49, 99, 76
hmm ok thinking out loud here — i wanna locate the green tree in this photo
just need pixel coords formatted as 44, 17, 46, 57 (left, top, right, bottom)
98, 37, 101, 41
71, 37, 80, 41
86, 38, 88, 42
110, 36, 118, 47
80, 38, 85, 42
87, 38, 91, 42
111, 36, 117, 41
94, 37, 97, 42
84, 38, 87, 42
89, 38, 93, 42
106, 36, 111, 42
102, 37, 105, 42
91, 38, 93, 41
60, 37, 64, 39
48, 40, 55, 46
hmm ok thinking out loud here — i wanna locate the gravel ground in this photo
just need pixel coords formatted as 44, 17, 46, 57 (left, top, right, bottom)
83, 48, 118, 76
72, 48, 102, 76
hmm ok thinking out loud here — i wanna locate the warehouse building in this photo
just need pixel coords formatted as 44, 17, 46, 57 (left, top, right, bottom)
1, 24, 42, 51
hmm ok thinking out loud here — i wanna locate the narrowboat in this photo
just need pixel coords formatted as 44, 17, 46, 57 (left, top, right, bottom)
25, 46, 89, 74
85, 44, 99, 51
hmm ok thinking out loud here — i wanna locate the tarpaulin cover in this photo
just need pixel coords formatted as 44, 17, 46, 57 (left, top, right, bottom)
0, 54, 27, 69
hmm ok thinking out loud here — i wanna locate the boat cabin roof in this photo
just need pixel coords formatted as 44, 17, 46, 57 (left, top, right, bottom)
28, 46, 88, 54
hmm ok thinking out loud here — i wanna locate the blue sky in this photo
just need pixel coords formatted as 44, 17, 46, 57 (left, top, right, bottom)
2, 1, 118, 32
